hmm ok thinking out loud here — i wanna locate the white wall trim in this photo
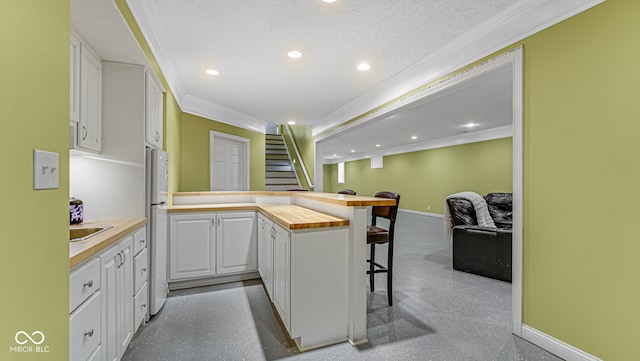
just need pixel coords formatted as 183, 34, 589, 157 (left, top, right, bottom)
522, 325, 603, 361
323, 126, 512, 164
312, 0, 604, 137
398, 208, 443, 219
184, 96, 267, 133
511, 47, 524, 338
209, 131, 251, 191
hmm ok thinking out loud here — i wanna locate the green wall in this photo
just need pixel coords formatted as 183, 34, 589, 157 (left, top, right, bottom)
2, 0, 635, 359
324, 138, 513, 213
180, 113, 265, 191
288, 125, 315, 183
520, 1, 639, 359
0, 1, 70, 359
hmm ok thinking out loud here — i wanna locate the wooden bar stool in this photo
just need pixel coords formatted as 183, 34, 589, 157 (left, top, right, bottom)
367, 191, 400, 306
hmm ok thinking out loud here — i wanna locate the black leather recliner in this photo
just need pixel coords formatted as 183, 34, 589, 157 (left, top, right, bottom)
447, 192, 512, 282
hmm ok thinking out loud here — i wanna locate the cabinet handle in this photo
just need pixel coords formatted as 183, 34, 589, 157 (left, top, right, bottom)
140, 239, 146, 245
155, 131, 159, 142
141, 268, 147, 273
84, 329, 94, 337
121, 250, 126, 267
83, 280, 94, 288
141, 304, 147, 309
116, 252, 122, 269
81, 125, 87, 140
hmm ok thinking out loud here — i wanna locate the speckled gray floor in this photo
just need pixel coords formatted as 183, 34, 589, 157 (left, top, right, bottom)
123, 212, 563, 361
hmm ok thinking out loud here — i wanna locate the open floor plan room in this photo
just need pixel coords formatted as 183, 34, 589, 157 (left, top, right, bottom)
123, 213, 562, 361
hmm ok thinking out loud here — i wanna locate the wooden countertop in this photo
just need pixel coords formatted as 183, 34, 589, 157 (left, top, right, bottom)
173, 191, 396, 207
259, 204, 349, 229
169, 203, 350, 230
69, 218, 147, 268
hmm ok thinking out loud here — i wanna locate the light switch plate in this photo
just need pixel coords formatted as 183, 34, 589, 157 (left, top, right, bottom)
33, 149, 59, 190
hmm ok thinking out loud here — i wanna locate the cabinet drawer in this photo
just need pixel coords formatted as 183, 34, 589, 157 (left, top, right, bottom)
69, 290, 101, 361
133, 247, 148, 294
133, 282, 148, 333
70, 257, 101, 313
133, 227, 147, 256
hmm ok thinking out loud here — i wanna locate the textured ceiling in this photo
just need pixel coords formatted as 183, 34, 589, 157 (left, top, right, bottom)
71, 0, 601, 162
126, 0, 520, 128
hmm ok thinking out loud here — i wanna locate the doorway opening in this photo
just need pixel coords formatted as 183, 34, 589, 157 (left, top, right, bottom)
314, 46, 524, 336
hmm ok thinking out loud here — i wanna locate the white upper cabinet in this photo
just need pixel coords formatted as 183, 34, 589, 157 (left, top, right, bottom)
70, 32, 80, 123
76, 40, 102, 152
145, 71, 164, 149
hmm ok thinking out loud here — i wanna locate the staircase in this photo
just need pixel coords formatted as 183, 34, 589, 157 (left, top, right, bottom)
265, 134, 300, 191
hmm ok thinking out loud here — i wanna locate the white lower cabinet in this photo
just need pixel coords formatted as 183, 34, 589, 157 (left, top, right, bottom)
101, 236, 133, 361
69, 256, 101, 361
169, 213, 216, 280
132, 228, 148, 333
169, 211, 257, 282
216, 212, 257, 275
257, 214, 274, 299
70, 226, 145, 361
271, 222, 290, 329
262, 220, 349, 351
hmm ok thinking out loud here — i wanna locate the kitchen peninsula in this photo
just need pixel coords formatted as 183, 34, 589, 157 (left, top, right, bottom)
169, 191, 396, 351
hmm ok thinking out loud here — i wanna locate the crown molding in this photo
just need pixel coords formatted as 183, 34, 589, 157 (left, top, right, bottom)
181, 95, 267, 133
126, 0, 604, 135
322, 125, 512, 165
125, 0, 186, 109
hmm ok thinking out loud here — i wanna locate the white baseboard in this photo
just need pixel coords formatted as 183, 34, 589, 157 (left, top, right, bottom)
521, 325, 602, 361
399, 208, 444, 219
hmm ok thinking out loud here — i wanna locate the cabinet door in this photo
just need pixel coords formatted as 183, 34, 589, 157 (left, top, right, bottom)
169, 213, 216, 280
258, 215, 274, 299
272, 223, 290, 330
216, 212, 257, 275
69, 32, 80, 123
100, 245, 119, 361
100, 236, 134, 361
78, 44, 102, 152
117, 237, 133, 358
145, 71, 163, 148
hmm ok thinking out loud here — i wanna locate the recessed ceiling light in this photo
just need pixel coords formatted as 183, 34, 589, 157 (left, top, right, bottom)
288, 50, 302, 59
323, 0, 337, 3
333, 154, 338, 157
357, 63, 371, 71
351, 149, 356, 153
462, 122, 479, 128
288, 120, 296, 125
205, 69, 219, 76
375, 144, 381, 147
411, 135, 418, 140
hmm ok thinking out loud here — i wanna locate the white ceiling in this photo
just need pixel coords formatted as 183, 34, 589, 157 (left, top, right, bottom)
71, 0, 602, 162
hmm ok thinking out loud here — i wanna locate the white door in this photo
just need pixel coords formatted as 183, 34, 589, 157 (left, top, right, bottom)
210, 132, 249, 191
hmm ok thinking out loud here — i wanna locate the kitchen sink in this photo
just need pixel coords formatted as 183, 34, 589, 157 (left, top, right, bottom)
70, 226, 113, 242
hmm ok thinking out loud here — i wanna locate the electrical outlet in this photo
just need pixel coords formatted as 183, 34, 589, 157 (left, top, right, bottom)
427, 204, 431, 210
33, 149, 59, 190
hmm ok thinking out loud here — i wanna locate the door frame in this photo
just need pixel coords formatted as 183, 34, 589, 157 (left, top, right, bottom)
313, 46, 524, 336
209, 131, 250, 191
